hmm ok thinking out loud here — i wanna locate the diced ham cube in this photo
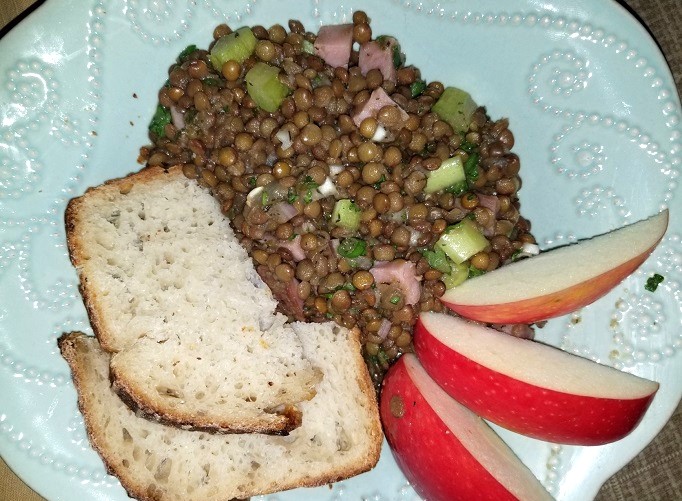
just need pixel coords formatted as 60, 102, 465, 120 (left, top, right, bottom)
477, 194, 500, 237
358, 38, 398, 82
352, 87, 409, 126
314, 24, 354, 68
370, 260, 421, 305
277, 234, 306, 262
477, 194, 500, 216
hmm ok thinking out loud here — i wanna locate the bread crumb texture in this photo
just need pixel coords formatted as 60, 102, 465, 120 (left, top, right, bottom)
66, 168, 323, 432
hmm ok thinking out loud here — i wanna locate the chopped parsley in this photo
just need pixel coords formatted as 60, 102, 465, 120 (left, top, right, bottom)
286, 187, 298, 204
410, 80, 427, 98
463, 152, 480, 181
421, 247, 452, 274
645, 273, 664, 292
177, 44, 198, 63
261, 190, 270, 206
459, 140, 476, 153
468, 266, 486, 278
148, 105, 171, 138
337, 238, 367, 259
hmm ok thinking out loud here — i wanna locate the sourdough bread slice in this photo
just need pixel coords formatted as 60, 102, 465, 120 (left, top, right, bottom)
65, 166, 320, 434
58, 329, 382, 501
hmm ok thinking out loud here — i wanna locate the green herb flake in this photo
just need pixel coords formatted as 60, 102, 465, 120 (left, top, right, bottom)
372, 174, 387, 190
410, 80, 427, 98
303, 187, 315, 204
376, 349, 390, 366
444, 180, 468, 196
261, 190, 270, 206
177, 44, 198, 63
464, 152, 480, 181
389, 294, 401, 305
148, 104, 171, 138
297, 178, 319, 205
459, 140, 476, 153
337, 238, 367, 259
421, 248, 452, 274
645, 273, 664, 292
468, 265, 486, 278
392, 44, 405, 68
248, 176, 257, 187
287, 187, 298, 204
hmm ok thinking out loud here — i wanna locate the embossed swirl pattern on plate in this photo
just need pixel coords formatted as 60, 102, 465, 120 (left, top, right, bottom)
0, 0, 108, 482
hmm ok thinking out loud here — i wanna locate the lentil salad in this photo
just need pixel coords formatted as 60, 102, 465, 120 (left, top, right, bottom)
139, 12, 538, 390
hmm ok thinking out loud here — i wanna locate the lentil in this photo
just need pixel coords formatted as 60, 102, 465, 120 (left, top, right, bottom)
143, 12, 536, 390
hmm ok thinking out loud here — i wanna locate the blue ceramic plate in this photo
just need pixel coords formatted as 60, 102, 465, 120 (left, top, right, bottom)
0, 1, 680, 499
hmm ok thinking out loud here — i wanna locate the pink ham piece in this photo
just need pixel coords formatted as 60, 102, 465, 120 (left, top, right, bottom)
352, 87, 409, 126
314, 24, 354, 68
473, 193, 500, 237
377, 319, 392, 340
269, 202, 298, 224
370, 260, 421, 305
477, 194, 500, 215
277, 234, 306, 262
358, 38, 398, 82
257, 265, 306, 321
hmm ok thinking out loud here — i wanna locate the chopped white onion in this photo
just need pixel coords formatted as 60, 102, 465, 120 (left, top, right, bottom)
371, 124, 387, 142
275, 128, 292, 150
514, 242, 541, 260
170, 106, 185, 129
521, 242, 540, 255
409, 229, 421, 247
317, 177, 338, 197
329, 164, 344, 176
245, 186, 264, 207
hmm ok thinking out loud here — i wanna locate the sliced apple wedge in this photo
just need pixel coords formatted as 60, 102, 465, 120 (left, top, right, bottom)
441, 210, 668, 324
414, 312, 659, 445
380, 353, 553, 501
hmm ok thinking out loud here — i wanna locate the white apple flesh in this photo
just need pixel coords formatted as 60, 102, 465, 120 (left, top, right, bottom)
380, 353, 553, 501
440, 210, 669, 324
414, 312, 659, 445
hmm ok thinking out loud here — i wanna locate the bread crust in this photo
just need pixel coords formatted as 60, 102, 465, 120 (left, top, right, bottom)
343, 327, 384, 466
58, 331, 383, 501
109, 362, 304, 435
57, 333, 150, 501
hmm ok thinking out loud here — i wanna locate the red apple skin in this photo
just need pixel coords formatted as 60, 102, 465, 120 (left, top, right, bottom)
441, 248, 655, 324
380, 357, 522, 501
414, 317, 657, 445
